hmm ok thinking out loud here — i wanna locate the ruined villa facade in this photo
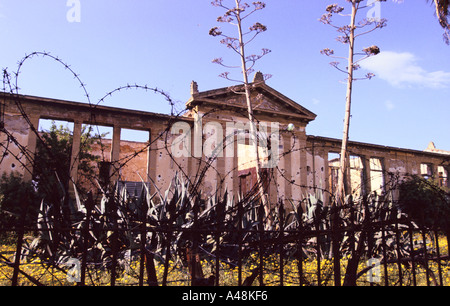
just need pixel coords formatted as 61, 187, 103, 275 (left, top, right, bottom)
1, 75, 449, 206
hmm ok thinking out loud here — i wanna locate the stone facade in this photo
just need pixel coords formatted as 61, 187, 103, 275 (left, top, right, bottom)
1, 78, 449, 206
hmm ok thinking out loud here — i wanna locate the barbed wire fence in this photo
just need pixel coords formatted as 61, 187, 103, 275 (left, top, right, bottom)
0, 52, 449, 286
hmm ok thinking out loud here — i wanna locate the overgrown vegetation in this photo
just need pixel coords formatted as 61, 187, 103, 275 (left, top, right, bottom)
1, 167, 449, 286
1, 1, 450, 287
0, 172, 39, 243
398, 175, 450, 231
2, 244, 448, 286
1, 117, 449, 287
34, 121, 106, 196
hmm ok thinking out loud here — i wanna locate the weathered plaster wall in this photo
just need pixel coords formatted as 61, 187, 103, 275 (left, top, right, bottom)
306, 136, 450, 205
1, 90, 449, 207
0, 114, 30, 175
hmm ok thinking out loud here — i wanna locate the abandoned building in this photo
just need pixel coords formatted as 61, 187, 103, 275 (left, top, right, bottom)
1, 74, 449, 206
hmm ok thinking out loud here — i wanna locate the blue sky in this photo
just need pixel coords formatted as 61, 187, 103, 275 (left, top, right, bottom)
1, 0, 449, 151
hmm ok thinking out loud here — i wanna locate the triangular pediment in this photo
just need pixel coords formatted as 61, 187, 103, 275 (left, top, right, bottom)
186, 81, 316, 123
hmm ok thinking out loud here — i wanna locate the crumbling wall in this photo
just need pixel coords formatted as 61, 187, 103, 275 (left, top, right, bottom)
2, 93, 449, 207
0, 114, 30, 175
306, 136, 450, 205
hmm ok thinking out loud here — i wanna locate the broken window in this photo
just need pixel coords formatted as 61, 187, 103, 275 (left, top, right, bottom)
238, 167, 270, 198
369, 157, 385, 194
81, 124, 113, 189
36, 119, 74, 187
119, 128, 151, 195
39, 119, 74, 133
82, 124, 112, 161
438, 166, 448, 188
237, 132, 271, 198
328, 152, 340, 195
349, 155, 363, 198
420, 163, 433, 180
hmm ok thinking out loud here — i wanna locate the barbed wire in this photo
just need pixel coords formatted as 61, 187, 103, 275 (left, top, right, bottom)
1, 51, 448, 209
2, 51, 450, 287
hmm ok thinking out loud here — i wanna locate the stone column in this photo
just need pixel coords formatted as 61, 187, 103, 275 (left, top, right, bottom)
291, 131, 308, 201
69, 121, 83, 185
23, 116, 40, 182
68, 120, 82, 196
323, 148, 330, 206
266, 124, 278, 206
110, 126, 121, 183
232, 133, 240, 197
290, 132, 301, 202
382, 156, 392, 189
220, 121, 234, 196
223, 122, 240, 198
281, 134, 293, 202
360, 155, 371, 197
148, 129, 160, 194
299, 134, 308, 197
432, 164, 439, 181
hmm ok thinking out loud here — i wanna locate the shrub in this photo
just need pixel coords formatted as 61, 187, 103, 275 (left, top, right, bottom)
397, 175, 450, 230
34, 121, 104, 197
0, 172, 40, 242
